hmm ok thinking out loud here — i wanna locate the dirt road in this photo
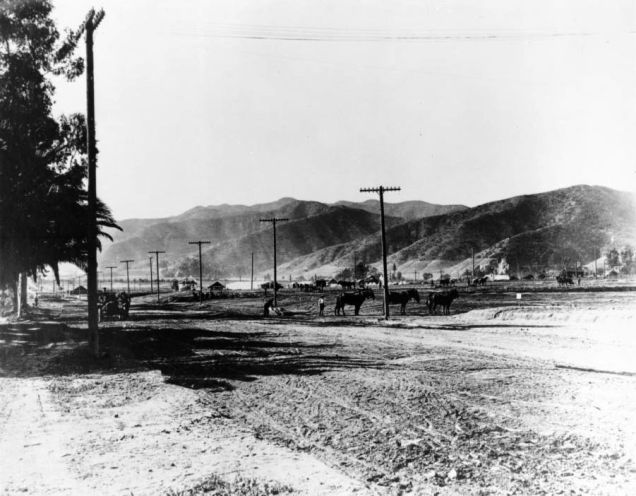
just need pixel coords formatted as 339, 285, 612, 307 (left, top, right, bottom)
1, 291, 635, 495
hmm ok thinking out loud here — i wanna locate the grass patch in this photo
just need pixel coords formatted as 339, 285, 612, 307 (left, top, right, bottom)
166, 473, 295, 496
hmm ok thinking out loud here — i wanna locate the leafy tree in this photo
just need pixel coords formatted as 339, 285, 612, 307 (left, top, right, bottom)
354, 261, 369, 279
422, 272, 433, 281
487, 259, 499, 274
621, 246, 634, 274
621, 246, 633, 265
334, 267, 353, 280
606, 248, 620, 268
0, 1, 118, 304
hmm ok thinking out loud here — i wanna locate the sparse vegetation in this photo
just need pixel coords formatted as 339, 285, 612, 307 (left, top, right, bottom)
166, 474, 294, 496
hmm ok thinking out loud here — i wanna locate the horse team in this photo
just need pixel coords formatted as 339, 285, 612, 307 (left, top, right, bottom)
332, 287, 460, 316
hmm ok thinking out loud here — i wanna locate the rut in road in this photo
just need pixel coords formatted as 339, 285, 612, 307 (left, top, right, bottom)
0, 378, 90, 495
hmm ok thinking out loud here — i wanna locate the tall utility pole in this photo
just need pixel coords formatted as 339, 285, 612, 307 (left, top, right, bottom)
120, 260, 134, 294
148, 251, 165, 303
353, 252, 357, 281
149, 256, 154, 293
188, 241, 211, 303
251, 252, 254, 291
595, 247, 599, 279
360, 186, 401, 319
105, 266, 116, 292
81, 8, 105, 357
259, 218, 289, 306
472, 247, 475, 280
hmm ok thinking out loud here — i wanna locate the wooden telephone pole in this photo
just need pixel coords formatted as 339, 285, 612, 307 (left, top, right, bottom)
259, 218, 289, 306
80, 8, 105, 357
188, 241, 211, 303
360, 186, 401, 319
148, 251, 165, 302
149, 256, 154, 293
251, 252, 254, 291
120, 260, 134, 294
105, 266, 116, 292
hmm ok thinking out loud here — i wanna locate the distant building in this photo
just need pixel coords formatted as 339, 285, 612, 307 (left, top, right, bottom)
485, 257, 510, 281
178, 279, 197, 291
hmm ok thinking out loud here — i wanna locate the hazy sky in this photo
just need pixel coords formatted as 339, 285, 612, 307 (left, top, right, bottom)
51, 0, 636, 220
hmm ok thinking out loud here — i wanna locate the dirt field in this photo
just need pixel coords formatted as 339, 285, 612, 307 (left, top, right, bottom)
1, 287, 635, 495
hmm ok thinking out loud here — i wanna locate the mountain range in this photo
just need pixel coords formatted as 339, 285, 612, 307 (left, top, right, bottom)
99, 185, 636, 280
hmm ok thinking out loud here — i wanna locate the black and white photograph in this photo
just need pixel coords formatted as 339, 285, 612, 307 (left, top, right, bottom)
1, 0, 635, 494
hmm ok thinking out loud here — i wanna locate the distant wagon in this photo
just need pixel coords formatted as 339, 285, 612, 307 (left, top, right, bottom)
261, 281, 283, 290
98, 292, 130, 321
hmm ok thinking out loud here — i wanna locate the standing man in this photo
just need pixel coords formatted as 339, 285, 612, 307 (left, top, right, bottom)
318, 296, 325, 316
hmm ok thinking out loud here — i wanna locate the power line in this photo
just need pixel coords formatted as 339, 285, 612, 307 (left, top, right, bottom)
259, 218, 289, 307
360, 186, 401, 319
168, 24, 608, 43
188, 241, 211, 304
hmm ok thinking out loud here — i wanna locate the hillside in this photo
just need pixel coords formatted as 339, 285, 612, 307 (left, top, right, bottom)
98, 197, 457, 275
99, 185, 636, 280
100, 198, 332, 265
333, 200, 467, 221
278, 185, 636, 278
189, 207, 402, 279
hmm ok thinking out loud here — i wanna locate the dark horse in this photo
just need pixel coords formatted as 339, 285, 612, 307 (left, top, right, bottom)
427, 289, 459, 315
338, 280, 356, 290
387, 288, 420, 315
334, 288, 375, 316
556, 274, 574, 286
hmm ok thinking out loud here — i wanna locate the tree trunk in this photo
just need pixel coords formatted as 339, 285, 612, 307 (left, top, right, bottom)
16, 274, 23, 318
14, 272, 29, 318
20, 272, 27, 312
12, 278, 18, 315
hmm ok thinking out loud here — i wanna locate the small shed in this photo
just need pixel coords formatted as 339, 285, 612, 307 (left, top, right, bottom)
208, 281, 226, 291
70, 285, 87, 295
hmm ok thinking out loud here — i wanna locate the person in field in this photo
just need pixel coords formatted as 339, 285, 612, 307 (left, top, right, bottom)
318, 296, 325, 316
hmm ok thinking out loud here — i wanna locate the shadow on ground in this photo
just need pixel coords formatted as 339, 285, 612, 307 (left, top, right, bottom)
0, 314, 385, 392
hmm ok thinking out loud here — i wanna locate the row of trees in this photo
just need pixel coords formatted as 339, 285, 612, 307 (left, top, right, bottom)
0, 1, 118, 315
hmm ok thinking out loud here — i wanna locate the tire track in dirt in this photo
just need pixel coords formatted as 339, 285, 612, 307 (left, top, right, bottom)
0, 378, 93, 495
210, 319, 636, 494
42, 371, 371, 496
